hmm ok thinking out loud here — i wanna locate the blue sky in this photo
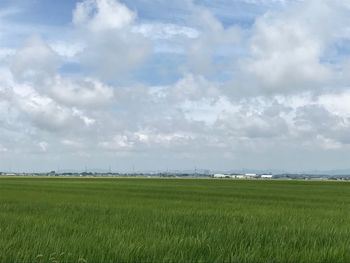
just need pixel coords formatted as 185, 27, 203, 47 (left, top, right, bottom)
1, 0, 350, 172
0, 0, 286, 24
0, 0, 76, 25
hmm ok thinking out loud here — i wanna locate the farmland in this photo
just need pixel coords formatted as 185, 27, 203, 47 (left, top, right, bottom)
1, 177, 350, 262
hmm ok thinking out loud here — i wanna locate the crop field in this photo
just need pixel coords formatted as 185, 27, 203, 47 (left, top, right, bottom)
1, 178, 350, 263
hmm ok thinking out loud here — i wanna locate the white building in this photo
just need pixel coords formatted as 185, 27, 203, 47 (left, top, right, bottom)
214, 174, 229, 178
245, 173, 260, 179
261, 174, 273, 179
245, 173, 258, 177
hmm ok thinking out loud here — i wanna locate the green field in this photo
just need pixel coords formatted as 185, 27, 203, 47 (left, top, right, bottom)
1, 177, 350, 262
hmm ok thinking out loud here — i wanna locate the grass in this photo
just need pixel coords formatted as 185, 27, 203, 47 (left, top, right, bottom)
1, 177, 350, 262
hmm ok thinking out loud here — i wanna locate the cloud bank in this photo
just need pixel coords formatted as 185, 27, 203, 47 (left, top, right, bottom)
1, 0, 350, 172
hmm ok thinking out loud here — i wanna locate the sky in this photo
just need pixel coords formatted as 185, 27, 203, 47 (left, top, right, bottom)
1, 0, 350, 173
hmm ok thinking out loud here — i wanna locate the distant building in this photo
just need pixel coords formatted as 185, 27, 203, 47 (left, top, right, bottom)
261, 174, 273, 179
245, 173, 259, 179
214, 174, 230, 178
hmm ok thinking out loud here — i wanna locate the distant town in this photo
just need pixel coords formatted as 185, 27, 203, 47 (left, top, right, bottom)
1, 171, 350, 181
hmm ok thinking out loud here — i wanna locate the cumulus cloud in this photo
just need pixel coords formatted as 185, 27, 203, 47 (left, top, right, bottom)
246, 16, 331, 90
73, 0, 136, 32
79, 31, 150, 80
50, 77, 114, 108
1, 0, 350, 171
237, 0, 350, 94
73, 0, 150, 81
187, 8, 242, 76
1, 70, 98, 137
15, 90, 89, 132
11, 36, 60, 83
167, 74, 221, 101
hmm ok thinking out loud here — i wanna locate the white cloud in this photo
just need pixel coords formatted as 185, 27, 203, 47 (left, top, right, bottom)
236, 0, 350, 95
187, 8, 242, 75
78, 30, 150, 80
61, 139, 84, 149
133, 23, 199, 40
0, 144, 8, 152
39, 141, 48, 152
134, 130, 194, 146
72, 108, 96, 127
182, 96, 238, 126
73, 0, 150, 80
168, 74, 221, 101
73, 0, 135, 32
50, 77, 114, 108
99, 134, 134, 150
49, 41, 84, 60
318, 91, 350, 117
2, 78, 96, 132
315, 135, 342, 150
16, 92, 80, 131
242, 7, 331, 91
11, 36, 60, 82
2, 0, 350, 171
0, 48, 15, 62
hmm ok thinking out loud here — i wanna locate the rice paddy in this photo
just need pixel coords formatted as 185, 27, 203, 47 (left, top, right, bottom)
1, 177, 350, 262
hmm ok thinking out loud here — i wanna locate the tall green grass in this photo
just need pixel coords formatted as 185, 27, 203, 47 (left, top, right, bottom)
1, 177, 350, 262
